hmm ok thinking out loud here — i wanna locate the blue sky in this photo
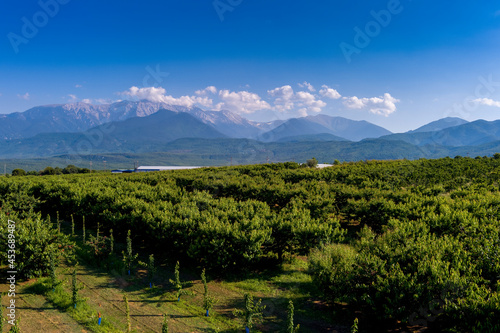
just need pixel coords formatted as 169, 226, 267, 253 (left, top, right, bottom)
0, 0, 499, 132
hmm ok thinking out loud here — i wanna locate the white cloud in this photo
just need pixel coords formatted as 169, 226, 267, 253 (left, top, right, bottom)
122, 86, 169, 103
115, 83, 399, 118
96, 98, 117, 104
121, 86, 272, 113
342, 93, 399, 116
473, 98, 500, 108
75, 84, 83, 88
298, 81, 315, 92
120, 86, 213, 109
80, 98, 109, 104
268, 85, 326, 116
268, 85, 295, 112
68, 94, 78, 102
319, 85, 341, 99
215, 90, 271, 114
295, 91, 326, 113
192, 96, 214, 108
195, 86, 218, 96
17, 93, 30, 100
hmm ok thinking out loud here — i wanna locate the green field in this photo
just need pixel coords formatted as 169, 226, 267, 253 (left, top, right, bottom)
1, 157, 500, 332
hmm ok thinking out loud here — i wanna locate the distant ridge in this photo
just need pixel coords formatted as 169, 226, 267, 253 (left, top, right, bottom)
382, 119, 500, 147
0, 101, 182, 140
409, 117, 468, 133
0, 101, 392, 143
0, 109, 226, 158
304, 115, 392, 141
187, 109, 264, 138
2, 101, 500, 163
276, 133, 347, 142
260, 115, 391, 142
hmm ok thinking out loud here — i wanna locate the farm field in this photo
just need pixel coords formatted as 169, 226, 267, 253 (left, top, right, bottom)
1, 157, 500, 332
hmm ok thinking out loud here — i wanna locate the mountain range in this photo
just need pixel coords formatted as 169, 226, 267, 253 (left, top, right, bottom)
0, 100, 390, 142
0, 101, 192, 140
1, 100, 500, 166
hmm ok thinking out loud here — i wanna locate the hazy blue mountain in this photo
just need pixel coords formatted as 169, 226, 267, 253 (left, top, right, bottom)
0, 101, 391, 142
0, 109, 226, 158
304, 115, 392, 141
409, 117, 469, 133
3, 100, 500, 164
0, 101, 182, 140
187, 109, 264, 138
259, 118, 346, 142
127, 137, 429, 165
260, 115, 391, 142
0, 100, 285, 141
98, 109, 226, 143
4, 135, 500, 171
382, 119, 500, 147
276, 133, 347, 142
449, 140, 500, 157
0, 138, 433, 173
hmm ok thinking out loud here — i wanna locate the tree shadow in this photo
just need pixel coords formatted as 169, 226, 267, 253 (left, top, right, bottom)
197, 328, 239, 333
223, 294, 342, 333
130, 314, 166, 317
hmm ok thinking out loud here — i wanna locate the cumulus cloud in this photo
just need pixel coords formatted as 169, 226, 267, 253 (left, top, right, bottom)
195, 86, 218, 95
298, 81, 315, 92
473, 98, 500, 108
94, 98, 117, 105
122, 86, 171, 103
120, 86, 213, 109
215, 90, 271, 114
17, 92, 30, 100
69, 97, 111, 104
115, 84, 401, 118
295, 91, 326, 113
319, 85, 341, 99
342, 93, 399, 116
268, 85, 326, 116
268, 85, 295, 112
120, 86, 272, 114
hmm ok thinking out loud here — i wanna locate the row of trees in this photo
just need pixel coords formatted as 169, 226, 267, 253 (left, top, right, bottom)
11, 165, 91, 176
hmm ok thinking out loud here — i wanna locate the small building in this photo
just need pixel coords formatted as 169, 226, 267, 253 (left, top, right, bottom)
134, 166, 204, 172
317, 164, 334, 169
111, 169, 135, 174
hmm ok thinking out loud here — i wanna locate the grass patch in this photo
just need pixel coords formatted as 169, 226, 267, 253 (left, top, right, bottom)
24, 277, 121, 332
